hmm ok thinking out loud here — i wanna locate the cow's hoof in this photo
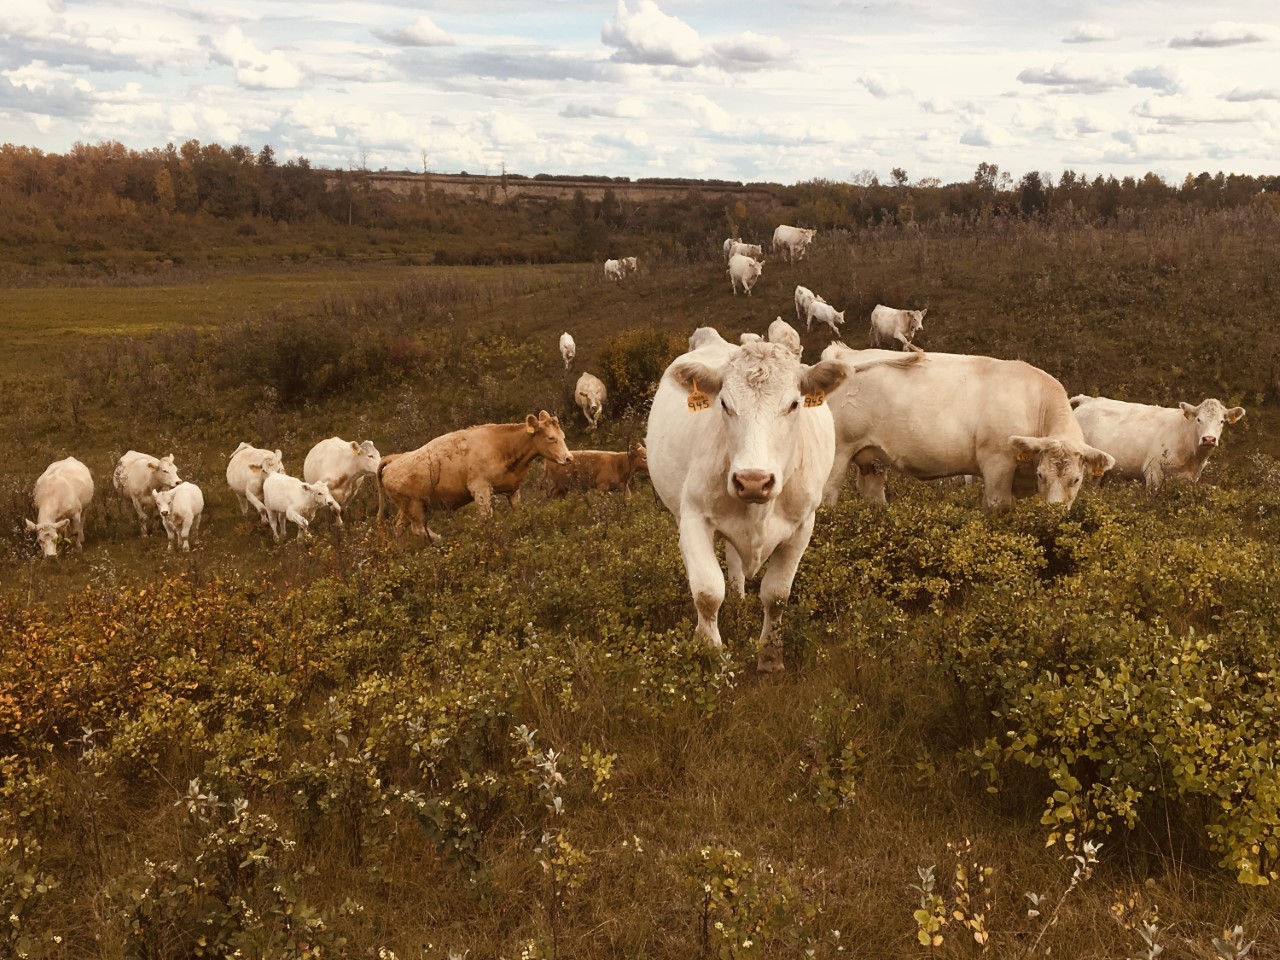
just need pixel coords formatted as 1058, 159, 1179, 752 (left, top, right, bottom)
756, 649, 786, 674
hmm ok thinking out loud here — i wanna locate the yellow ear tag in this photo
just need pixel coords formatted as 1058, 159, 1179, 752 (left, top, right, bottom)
526, 424, 536, 434
1016, 452, 1032, 462
687, 379, 710, 413
804, 390, 825, 408
1090, 465, 1107, 477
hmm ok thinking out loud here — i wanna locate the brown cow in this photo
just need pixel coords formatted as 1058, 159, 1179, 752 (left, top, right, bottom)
545, 443, 649, 498
378, 410, 572, 541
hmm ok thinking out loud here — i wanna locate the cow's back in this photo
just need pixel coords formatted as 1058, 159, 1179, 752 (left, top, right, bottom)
826, 348, 1076, 477
1071, 398, 1180, 474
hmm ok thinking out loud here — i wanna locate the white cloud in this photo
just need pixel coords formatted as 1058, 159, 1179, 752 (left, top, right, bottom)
960, 121, 1016, 148
1169, 21, 1274, 48
211, 26, 303, 90
0, 0, 63, 40
1126, 66, 1180, 94
709, 31, 791, 68
1063, 23, 1115, 44
680, 93, 730, 133
373, 15, 454, 48
602, 0, 703, 67
481, 111, 538, 145
1223, 87, 1280, 102
561, 97, 650, 119
1133, 95, 1259, 125
857, 68, 907, 99
1017, 61, 1125, 95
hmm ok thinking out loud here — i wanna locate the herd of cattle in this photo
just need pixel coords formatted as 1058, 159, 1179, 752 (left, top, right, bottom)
22, 247, 1249, 671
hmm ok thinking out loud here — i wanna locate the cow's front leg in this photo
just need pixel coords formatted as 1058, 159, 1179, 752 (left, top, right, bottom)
724, 540, 746, 598
757, 515, 816, 674
1142, 457, 1166, 492
131, 496, 151, 536
469, 482, 495, 519
246, 488, 269, 523
679, 514, 724, 648
979, 459, 1016, 512
285, 507, 311, 540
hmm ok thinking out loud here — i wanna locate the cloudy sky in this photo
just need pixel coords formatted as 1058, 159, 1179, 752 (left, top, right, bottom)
2, 0, 1278, 185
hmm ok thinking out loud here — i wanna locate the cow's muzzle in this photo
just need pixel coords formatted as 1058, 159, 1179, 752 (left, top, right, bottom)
1200, 436, 1218, 447
732, 470, 776, 502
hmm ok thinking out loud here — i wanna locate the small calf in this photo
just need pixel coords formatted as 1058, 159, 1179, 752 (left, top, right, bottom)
263, 473, 342, 542
152, 481, 205, 552
545, 443, 649, 498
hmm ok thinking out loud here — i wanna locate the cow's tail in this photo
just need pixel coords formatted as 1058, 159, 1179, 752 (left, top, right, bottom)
1068, 394, 1090, 409
849, 350, 926, 375
375, 454, 398, 524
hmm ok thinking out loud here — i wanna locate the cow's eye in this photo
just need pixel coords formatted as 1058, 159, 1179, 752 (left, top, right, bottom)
786, 400, 799, 414
720, 397, 734, 415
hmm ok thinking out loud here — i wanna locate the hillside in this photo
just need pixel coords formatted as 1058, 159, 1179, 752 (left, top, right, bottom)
2, 208, 1280, 958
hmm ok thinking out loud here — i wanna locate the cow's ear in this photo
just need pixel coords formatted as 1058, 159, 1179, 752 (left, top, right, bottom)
538, 409, 553, 423
920, 308, 928, 320
54, 518, 70, 530
162, 454, 174, 464
301, 482, 313, 492
1009, 436, 1046, 462
1180, 402, 1198, 418
526, 414, 538, 434
1226, 406, 1246, 423
800, 360, 848, 407
668, 359, 724, 395
249, 463, 262, 473
1083, 445, 1116, 478
275, 450, 282, 459
351, 441, 360, 453
148, 461, 159, 471
24, 519, 36, 532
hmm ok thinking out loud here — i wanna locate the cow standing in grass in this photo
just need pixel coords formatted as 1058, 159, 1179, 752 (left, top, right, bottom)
378, 411, 572, 542
26, 456, 94, 558
646, 324, 849, 673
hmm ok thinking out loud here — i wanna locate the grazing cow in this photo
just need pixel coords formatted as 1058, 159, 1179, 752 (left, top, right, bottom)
1070, 395, 1245, 490
806, 300, 846, 336
303, 437, 382, 509
869, 304, 927, 350
767, 317, 803, 359
604, 259, 623, 281
821, 346, 1114, 511
794, 285, 825, 323
26, 456, 94, 558
771, 224, 816, 262
377, 411, 572, 542
646, 325, 850, 672
226, 442, 284, 523
559, 332, 576, 370
152, 481, 204, 552
723, 237, 741, 261
727, 241, 764, 260
545, 443, 649, 498
262, 473, 342, 542
113, 450, 181, 536
575, 372, 607, 430
728, 254, 764, 296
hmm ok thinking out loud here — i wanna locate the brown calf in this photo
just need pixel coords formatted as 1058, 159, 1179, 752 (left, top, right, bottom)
544, 443, 648, 498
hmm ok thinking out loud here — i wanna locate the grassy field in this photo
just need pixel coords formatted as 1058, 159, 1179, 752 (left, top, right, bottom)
3, 212, 1280, 958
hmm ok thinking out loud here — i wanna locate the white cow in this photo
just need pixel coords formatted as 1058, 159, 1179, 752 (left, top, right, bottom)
727, 241, 764, 260
575, 372, 607, 430
772, 225, 816, 262
767, 317, 803, 359
113, 450, 181, 536
1069, 395, 1245, 490
303, 437, 383, 509
621, 255, 638, 277
723, 237, 741, 261
26, 456, 94, 558
821, 346, 1115, 511
604, 259, 623, 281
226, 442, 285, 523
869, 305, 927, 350
262, 473, 342, 542
646, 324, 850, 673
738, 332, 763, 345
728, 254, 764, 296
152, 482, 204, 552
794, 285, 825, 323
559, 332, 576, 370
806, 300, 846, 336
